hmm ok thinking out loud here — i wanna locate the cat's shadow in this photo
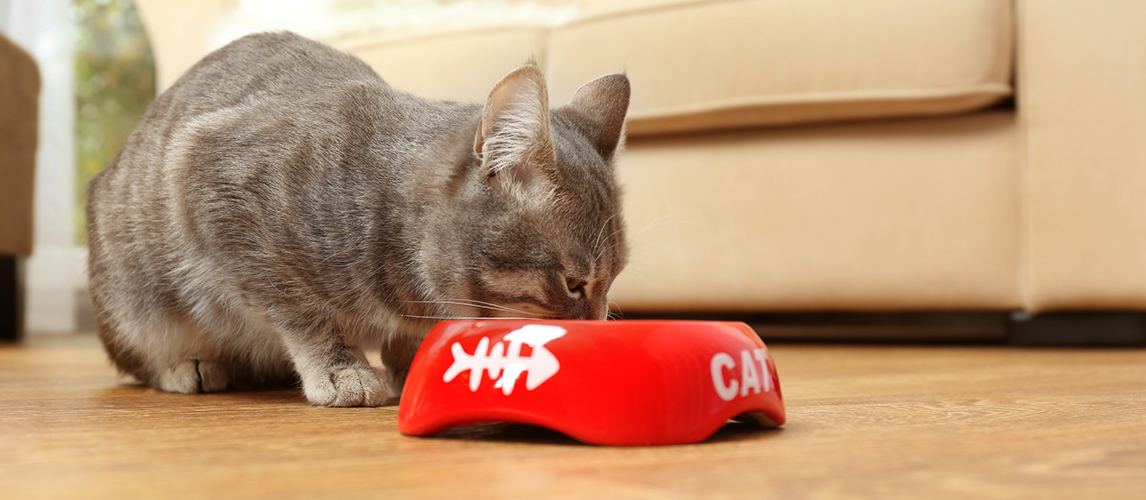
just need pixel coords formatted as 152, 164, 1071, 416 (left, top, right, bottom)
102, 380, 321, 405
103, 384, 779, 447
207, 387, 403, 407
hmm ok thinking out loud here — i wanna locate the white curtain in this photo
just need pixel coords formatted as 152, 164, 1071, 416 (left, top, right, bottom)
2, 0, 79, 334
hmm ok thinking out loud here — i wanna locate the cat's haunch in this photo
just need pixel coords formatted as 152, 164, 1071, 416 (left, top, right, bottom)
86, 32, 630, 407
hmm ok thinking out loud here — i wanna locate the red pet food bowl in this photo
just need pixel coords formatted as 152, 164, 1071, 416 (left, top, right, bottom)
398, 320, 784, 446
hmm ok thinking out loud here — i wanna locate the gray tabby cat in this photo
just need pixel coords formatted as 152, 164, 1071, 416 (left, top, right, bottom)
86, 32, 630, 407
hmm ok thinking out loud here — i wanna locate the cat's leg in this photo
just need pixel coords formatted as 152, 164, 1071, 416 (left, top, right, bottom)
151, 310, 295, 393
379, 328, 427, 399
96, 306, 232, 394
140, 315, 231, 394
275, 316, 388, 407
156, 358, 228, 394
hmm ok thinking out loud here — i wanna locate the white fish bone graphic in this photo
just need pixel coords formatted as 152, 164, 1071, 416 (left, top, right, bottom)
442, 324, 567, 395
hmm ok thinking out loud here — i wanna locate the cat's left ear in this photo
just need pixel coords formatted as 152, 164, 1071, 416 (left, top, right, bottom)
474, 64, 556, 198
560, 73, 631, 161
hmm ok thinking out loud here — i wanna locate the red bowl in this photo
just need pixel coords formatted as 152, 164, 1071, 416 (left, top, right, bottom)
398, 320, 784, 446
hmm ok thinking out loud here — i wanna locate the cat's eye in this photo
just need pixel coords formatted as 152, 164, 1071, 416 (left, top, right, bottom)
566, 278, 587, 297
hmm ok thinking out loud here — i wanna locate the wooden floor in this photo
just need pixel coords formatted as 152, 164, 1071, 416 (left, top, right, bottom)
2, 335, 1144, 499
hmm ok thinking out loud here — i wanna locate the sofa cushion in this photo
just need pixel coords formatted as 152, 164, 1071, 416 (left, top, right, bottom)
546, 0, 1014, 136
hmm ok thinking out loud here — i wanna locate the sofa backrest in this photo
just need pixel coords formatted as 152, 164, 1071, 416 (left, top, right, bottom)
136, 0, 1014, 137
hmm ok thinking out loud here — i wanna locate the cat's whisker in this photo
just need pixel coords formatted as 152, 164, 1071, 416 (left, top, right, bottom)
401, 299, 544, 318
429, 301, 533, 316
444, 299, 543, 317
593, 215, 692, 266
403, 296, 552, 321
607, 300, 624, 321
635, 214, 693, 237
590, 215, 685, 267
402, 298, 518, 313
592, 212, 621, 254
400, 314, 541, 321
593, 235, 628, 267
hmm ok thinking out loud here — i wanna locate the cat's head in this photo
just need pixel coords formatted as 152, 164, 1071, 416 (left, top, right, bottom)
425, 64, 630, 320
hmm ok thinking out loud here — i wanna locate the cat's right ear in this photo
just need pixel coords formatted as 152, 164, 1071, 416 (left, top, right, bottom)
561, 73, 630, 162
474, 64, 556, 201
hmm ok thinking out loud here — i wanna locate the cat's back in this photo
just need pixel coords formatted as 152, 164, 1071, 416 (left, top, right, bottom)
162, 31, 386, 118
90, 32, 394, 190
89, 31, 403, 204
86, 32, 397, 282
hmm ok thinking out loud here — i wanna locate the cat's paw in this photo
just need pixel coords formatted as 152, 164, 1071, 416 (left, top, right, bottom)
156, 359, 228, 394
302, 365, 389, 407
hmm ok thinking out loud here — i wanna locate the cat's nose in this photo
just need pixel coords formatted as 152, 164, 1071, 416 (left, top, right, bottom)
586, 295, 609, 320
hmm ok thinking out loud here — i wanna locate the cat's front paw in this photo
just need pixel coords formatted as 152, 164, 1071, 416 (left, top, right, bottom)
301, 365, 389, 407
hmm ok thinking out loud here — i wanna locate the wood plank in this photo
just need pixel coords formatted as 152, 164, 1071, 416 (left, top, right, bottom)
2, 335, 1144, 499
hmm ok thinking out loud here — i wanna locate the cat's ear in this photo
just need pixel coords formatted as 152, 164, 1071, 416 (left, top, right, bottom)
560, 73, 630, 161
474, 64, 556, 198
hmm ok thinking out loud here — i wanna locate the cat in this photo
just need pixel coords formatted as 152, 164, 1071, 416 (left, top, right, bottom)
86, 31, 630, 407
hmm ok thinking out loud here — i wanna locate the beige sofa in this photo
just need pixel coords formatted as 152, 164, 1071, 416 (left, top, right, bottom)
135, 1, 1146, 323
0, 32, 39, 340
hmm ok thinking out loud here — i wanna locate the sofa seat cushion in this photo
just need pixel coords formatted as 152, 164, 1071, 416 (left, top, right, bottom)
546, 0, 1014, 136
610, 112, 1020, 311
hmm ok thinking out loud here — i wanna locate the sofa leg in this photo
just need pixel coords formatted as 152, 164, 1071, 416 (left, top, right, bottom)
1008, 312, 1146, 346
0, 256, 24, 341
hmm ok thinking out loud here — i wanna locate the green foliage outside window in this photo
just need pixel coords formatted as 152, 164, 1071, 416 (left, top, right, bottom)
74, 0, 155, 244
